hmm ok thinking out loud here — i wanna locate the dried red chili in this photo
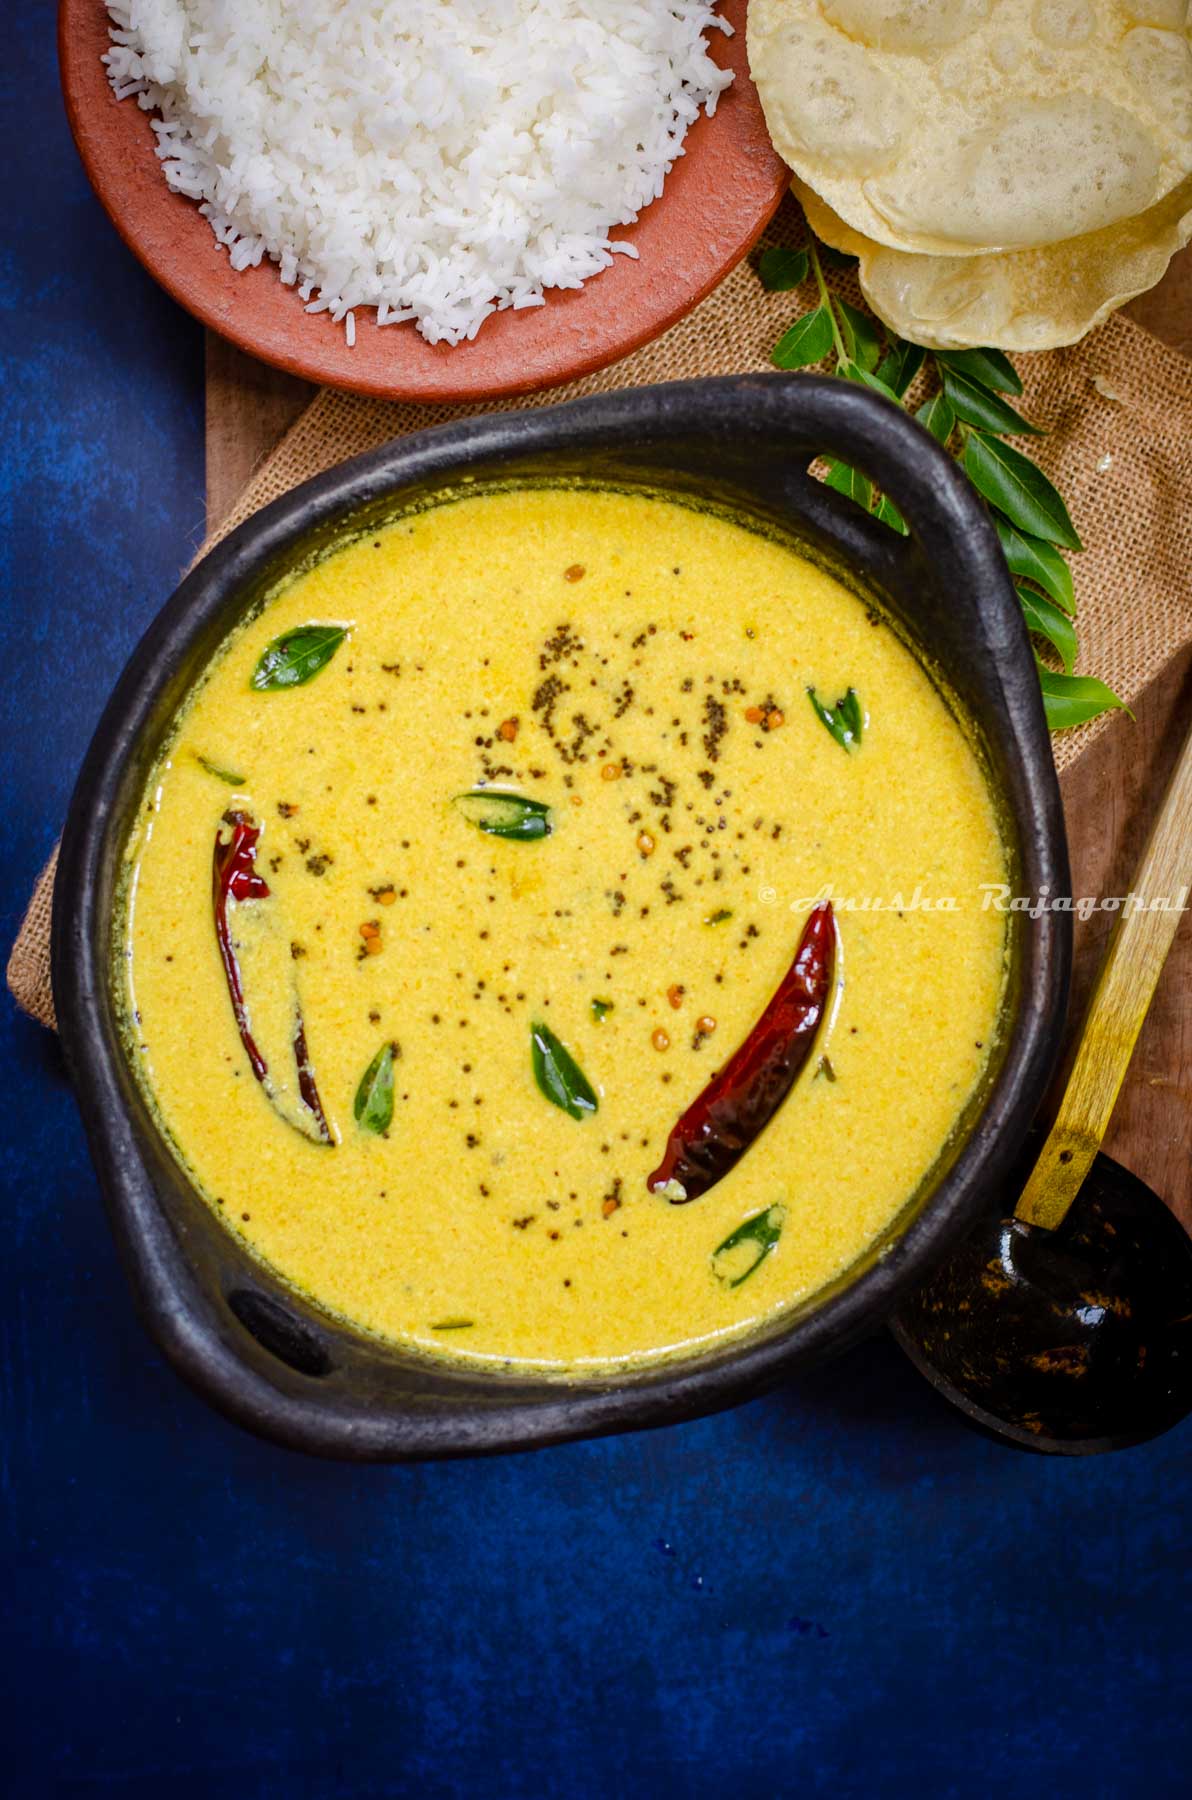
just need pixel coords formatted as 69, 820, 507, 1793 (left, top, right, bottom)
213, 811, 270, 1080
213, 810, 332, 1143
646, 901, 835, 1203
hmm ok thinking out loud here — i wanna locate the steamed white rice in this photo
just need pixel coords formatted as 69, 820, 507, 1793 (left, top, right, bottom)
103, 1, 734, 347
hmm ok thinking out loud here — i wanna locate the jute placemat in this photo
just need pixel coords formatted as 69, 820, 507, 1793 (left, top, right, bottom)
10, 202, 1192, 1029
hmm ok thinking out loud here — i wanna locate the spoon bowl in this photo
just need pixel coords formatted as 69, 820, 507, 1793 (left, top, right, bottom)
892, 1153, 1192, 1454
895, 705, 1192, 1455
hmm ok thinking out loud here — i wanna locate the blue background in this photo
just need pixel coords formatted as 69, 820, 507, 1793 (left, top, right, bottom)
4, 16, 1189, 1798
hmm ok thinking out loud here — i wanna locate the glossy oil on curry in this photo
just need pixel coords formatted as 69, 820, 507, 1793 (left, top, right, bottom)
121, 486, 1007, 1370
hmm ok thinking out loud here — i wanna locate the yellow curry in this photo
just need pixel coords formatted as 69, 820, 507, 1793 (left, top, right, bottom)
122, 487, 1007, 1369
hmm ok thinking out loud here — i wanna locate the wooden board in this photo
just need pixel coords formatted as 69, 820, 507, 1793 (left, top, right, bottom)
204, 249, 1192, 1228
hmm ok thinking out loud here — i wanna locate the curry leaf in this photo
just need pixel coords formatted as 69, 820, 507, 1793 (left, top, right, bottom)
838, 361, 902, 407
838, 299, 882, 373
935, 347, 1023, 396
1017, 583, 1077, 675
916, 392, 956, 447
591, 997, 614, 1023
822, 459, 873, 509
876, 340, 925, 398
531, 1022, 598, 1120
712, 1205, 785, 1288
941, 366, 1043, 437
995, 518, 1076, 615
454, 790, 553, 841
1037, 669, 1131, 731
251, 624, 347, 691
772, 306, 835, 369
354, 1041, 397, 1135
196, 753, 246, 785
875, 493, 909, 535
758, 246, 809, 291
963, 433, 1082, 549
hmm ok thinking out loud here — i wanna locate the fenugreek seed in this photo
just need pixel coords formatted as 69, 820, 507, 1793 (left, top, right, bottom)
497, 717, 519, 742
564, 563, 586, 582
359, 920, 381, 939
744, 705, 765, 724
376, 888, 396, 905
636, 831, 655, 857
667, 984, 685, 1010
697, 1015, 717, 1034
651, 1028, 670, 1052
365, 938, 383, 956
570, 794, 583, 808
766, 709, 785, 730
601, 762, 622, 781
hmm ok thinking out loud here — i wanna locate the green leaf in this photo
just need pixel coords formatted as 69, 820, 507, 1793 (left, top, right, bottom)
591, 997, 614, 1023
758, 246, 809, 291
454, 790, 553, 841
354, 1041, 396, 1135
817, 242, 858, 271
838, 688, 864, 743
251, 624, 347, 691
1017, 583, 1077, 675
916, 392, 956, 447
704, 907, 734, 926
895, 342, 926, 396
1038, 670, 1131, 731
196, 753, 246, 785
838, 299, 882, 373
712, 1205, 785, 1289
431, 1319, 474, 1331
838, 361, 902, 407
875, 493, 908, 535
935, 347, 1023, 397
995, 519, 1076, 616
941, 366, 1043, 437
876, 340, 925, 398
808, 685, 863, 752
772, 306, 835, 370
963, 433, 1082, 550
531, 1022, 598, 1120
822, 459, 873, 509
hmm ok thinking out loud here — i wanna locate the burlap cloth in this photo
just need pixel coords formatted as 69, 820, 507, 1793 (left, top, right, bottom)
9, 203, 1192, 1029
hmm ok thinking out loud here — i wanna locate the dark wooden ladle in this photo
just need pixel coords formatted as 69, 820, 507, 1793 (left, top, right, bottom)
892, 724, 1192, 1454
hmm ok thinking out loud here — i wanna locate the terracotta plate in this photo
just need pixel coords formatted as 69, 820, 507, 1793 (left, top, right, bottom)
60, 0, 788, 403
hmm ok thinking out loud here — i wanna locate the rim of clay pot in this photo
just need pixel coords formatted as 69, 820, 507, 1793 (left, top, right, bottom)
52, 376, 1071, 1459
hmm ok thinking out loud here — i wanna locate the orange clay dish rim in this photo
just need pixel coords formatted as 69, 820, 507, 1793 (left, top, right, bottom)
58, 0, 789, 403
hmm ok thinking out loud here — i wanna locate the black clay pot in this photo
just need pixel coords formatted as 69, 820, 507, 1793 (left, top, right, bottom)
53, 376, 1071, 1460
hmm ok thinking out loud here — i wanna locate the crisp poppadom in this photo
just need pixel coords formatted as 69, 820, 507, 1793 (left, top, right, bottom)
794, 175, 1192, 350
750, 0, 1192, 257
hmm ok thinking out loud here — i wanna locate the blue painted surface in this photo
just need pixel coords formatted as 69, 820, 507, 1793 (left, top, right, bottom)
3, 17, 1189, 1798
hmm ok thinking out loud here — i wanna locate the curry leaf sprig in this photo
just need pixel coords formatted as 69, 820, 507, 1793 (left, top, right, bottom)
760, 238, 1126, 732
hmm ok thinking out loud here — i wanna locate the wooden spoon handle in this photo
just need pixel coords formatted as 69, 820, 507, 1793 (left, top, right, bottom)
1016, 722, 1192, 1230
